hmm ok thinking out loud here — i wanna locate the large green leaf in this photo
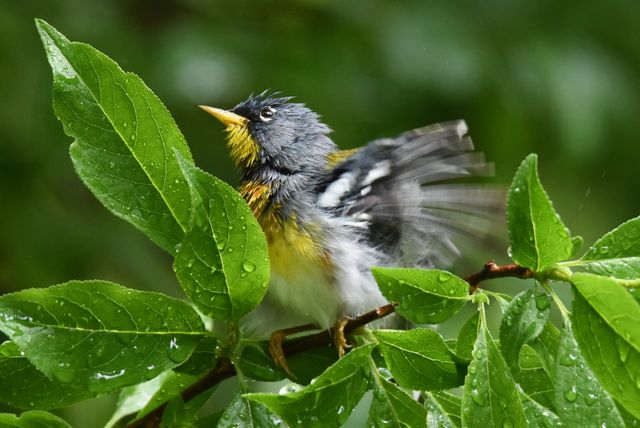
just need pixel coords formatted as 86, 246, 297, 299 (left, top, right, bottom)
37, 19, 193, 254
572, 272, 640, 354
580, 216, 640, 279
367, 360, 428, 427
514, 346, 556, 412
423, 392, 457, 428
552, 325, 624, 426
174, 155, 269, 321
507, 154, 574, 271
573, 290, 640, 420
499, 288, 550, 372
430, 391, 462, 427
0, 280, 206, 393
455, 311, 479, 361
520, 393, 561, 428
461, 310, 527, 428
374, 328, 465, 390
0, 411, 71, 428
372, 268, 469, 324
0, 341, 95, 409
218, 393, 282, 428
245, 344, 375, 427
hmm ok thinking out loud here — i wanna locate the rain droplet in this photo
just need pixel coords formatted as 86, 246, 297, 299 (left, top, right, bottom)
564, 385, 578, 402
535, 294, 550, 311
279, 383, 302, 395
468, 364, 477, 375
473, 349, 485, 360
585, 392, 597, 405
470, 388, 484, 405
438, 272, 450, 283
560, 353, 577, 367
242, 261, 256, 272
130, 133, 136, 141
216, 241, 226, 251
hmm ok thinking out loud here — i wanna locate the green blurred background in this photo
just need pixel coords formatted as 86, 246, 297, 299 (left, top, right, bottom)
1, 0, 639, 426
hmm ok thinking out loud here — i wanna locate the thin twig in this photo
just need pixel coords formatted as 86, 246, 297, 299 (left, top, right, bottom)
127, 261, 531, 427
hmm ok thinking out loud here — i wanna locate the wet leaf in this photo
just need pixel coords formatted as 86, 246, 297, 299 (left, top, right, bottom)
0, 341, 95, 410
455, 311, 479, 361
580, 216, 640, 279
0, 411, 71, 428
461, 309, 527, 428
368, 362, 428, 427
552, 324, 624, 426
0, 280, 206, 393
174, 155, 269, 321
372, 267, 469, 324
37, 19, 193, 254
424, 392, 457, 428
245, 344, 374, 427
573, 290, 640, 420
374, 328, 465, 390
499, 288, 550, 372
507, 154, 574, 271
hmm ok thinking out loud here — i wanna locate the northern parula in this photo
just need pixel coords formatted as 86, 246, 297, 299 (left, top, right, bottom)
200, 92, 502, 371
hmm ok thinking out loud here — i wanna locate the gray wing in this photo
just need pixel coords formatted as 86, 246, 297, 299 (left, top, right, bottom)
315, 120, 505, 268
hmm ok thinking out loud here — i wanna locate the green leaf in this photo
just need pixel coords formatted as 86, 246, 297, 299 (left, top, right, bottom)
507, 154, 573, 271
580, 216, 640, 279
174, 155, 269, 321
461, 309, 527, 428
137, 371, 201, 419
287, 346, 339, 385
572, 272, 640, 354
218, 393, 282, 428
455, 311, 479, 361
0, 341, 95, 409
105, 371, 173, 428
499, 288, 550, 372
430, 391, 461, 427
374, 328, 465, 390
0, 280, 206, 393
0, 411, 71, 428
573, 290, 640, 420
529, 322, 561, 379
368, 360, 428, 427
36, 19, 193, 254
552, 324, 624, 426
174, 336, 218, 376
514, 346, 555, 411
423, 392, 457, 428
520, 393, 561, 428
238, 343, 286, 382
245, 344, 375, 427
372, 268, 469, 324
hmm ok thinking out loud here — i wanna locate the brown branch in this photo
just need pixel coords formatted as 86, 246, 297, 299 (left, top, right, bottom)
128, 261, 531, 427
465, 260, 533, 294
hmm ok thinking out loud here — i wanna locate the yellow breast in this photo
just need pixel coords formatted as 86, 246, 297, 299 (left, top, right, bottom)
239, 181, 333, 282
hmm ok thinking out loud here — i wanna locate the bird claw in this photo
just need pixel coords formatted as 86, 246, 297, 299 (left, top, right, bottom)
268, 330, 296, 379
333, 318, 352, 358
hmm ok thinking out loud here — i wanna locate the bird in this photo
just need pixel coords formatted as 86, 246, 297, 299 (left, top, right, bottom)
200, 92, 503, 374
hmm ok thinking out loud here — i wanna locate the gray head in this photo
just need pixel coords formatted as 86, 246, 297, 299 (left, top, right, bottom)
200, 92, 336, 175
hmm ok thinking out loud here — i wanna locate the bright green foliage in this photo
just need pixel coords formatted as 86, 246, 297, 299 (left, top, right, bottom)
3, 20, 638, 428
0, 280, 206, 393
0, 341, 95, 409
368, 367, 428, 427
174, 155, 269, 321
372, 267, 469, 323
499, 288, 550, 371
455, 311, 479, 361
461, 308, 527, 428
573, 290, 640, 420
580, 216, 640, 279
552, 325, 624, 426
0, 411, 72, 428
507, 154, 575, 271
374, 329, 465, 390
246, 344, 375, 427
36, 19, 193, 254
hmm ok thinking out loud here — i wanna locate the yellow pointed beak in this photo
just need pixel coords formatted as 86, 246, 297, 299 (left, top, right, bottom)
199, 105, 247, 127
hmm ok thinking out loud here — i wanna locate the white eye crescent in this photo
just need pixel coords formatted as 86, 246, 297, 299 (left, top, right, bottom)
259, 107, 276, 122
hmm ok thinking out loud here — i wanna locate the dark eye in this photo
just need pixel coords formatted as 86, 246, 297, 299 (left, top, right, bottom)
259, 107, 276, 122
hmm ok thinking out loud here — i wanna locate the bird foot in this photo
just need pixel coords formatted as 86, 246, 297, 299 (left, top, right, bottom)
333, 318, 353, 358
268, 323, 318, 379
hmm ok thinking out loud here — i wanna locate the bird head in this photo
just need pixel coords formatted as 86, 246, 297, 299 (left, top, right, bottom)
200, 92, 335, 174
